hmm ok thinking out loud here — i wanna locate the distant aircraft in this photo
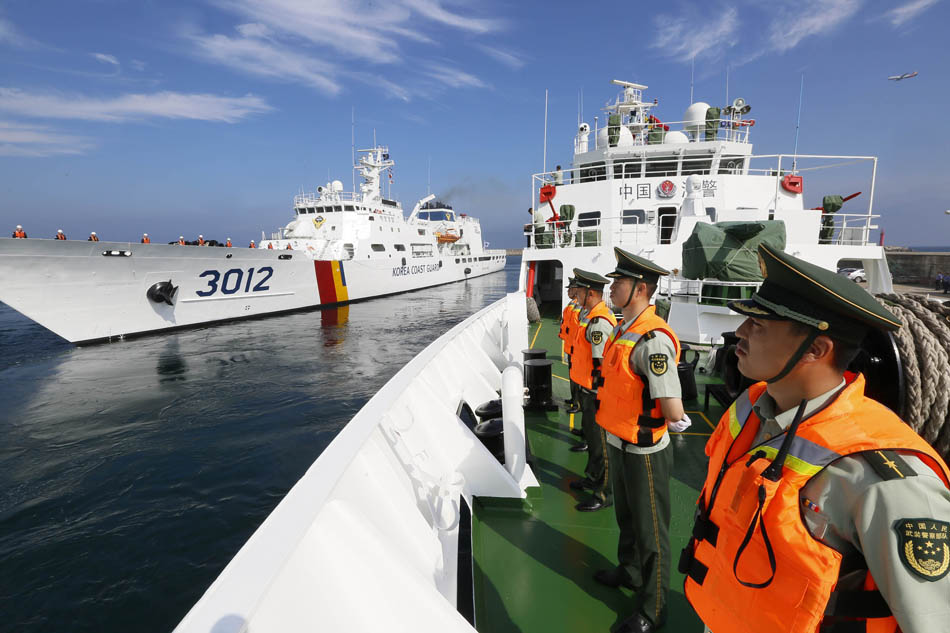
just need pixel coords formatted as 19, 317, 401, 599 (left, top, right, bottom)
888, 71, 918, 81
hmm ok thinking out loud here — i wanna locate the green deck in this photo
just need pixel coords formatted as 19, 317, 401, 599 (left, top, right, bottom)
471, 314, 726, 632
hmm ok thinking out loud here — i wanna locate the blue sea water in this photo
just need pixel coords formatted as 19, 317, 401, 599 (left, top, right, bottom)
0, 259, 520, 632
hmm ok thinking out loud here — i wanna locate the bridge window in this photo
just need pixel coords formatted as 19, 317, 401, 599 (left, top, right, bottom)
371, 243, 385, 252
623, 209, 646, 225
682, 156, 712, 176
394, 244, 406, 251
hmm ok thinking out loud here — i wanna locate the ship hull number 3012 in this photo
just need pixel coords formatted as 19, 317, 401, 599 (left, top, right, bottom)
196, 267, 274, 296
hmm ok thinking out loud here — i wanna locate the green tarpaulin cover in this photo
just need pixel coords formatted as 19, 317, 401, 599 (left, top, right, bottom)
608, 114, 621, 147
682, 220, 787, 281
820, 194, 843, 244
704, 106, 721, 141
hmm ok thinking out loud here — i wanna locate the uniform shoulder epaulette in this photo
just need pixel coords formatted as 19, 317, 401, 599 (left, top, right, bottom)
865, 449, 916, 481
641, 331, 656, 341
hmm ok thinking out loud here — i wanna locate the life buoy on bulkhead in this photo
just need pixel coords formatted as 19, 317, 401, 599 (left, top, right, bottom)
781, 174, 803, 194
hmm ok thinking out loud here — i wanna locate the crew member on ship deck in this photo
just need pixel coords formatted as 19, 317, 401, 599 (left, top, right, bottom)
249, 240, 256, 248
197, 235, 205, 246
226, 237, 232, 247
178, 236, 186, 245
141, 233, 150, 244
12, 225, 27, 238
559, 277, 582, 416
567, 269, 617, 512
593, 248, 685, 633
87, 232, 99, 242
55, 229, 66, 240
681, 244, 950, 633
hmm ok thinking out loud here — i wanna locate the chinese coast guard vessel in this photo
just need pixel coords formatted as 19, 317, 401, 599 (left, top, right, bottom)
174, 82, 949, 633
0, 146, 505, 344
524, 79, 893, 344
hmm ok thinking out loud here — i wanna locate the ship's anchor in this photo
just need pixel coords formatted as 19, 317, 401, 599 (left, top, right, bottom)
146, 280, 178, 306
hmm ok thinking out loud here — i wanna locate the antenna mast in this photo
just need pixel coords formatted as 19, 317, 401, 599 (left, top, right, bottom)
543, 89, 548, 174
351, 107, 355, 194
725, 65, 729, 107
690, 56, 695, 103
792, 73, 804, 172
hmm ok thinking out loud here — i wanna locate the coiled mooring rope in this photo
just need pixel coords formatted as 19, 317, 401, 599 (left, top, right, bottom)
876, 293, 950, 462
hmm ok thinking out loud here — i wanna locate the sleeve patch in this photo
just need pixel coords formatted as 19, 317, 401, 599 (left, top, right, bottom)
895, 518, 950, 581
649, 353, 669, 376
591, 331, 604, 345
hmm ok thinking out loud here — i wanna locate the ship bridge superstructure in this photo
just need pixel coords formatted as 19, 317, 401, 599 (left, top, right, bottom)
523, 79, 891, 344
266, 146, 492, 264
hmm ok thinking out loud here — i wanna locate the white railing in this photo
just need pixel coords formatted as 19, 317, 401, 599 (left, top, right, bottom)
294, 191, 362, 207
174, 293, 535, 633
588, 117, 754, 150
659, 277, 762, 305
819, 212, 880, 246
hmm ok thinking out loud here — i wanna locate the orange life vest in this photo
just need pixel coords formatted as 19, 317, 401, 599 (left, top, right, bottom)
178, 238, 186, 245
226, 240, 232, 247
13, 230, 26, 238
595, 305, 680, 446
88, 234, 99, 242
249, 242, 256, 249
682, 374, 950, 633
141, 237, 150, 244
559, 299, 577, 344
568, 301, 617, 390
55, 233, 66, 240
197, 238, 205, 246
267, 243, 274, 250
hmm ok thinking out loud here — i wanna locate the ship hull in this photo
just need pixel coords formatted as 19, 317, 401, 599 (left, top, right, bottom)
0, 239, 506, 343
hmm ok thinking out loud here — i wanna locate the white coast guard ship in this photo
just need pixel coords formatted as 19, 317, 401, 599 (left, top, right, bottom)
0, 146, 506, 344
522, 79, 894, 344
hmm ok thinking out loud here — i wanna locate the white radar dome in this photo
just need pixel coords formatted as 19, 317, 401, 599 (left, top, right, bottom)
665, 131, 689, 144
332, 180, 344, 192
684, 102, 710, 132
595, 124, 635, 148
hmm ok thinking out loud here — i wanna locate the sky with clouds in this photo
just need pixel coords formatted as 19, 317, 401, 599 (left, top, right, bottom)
1, 0, 948, 248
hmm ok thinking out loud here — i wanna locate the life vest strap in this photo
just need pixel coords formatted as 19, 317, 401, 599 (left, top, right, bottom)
678, 541, 709, 585
823, 588, 892, 620
733, 484, 777, 589
691, 514, 720, 546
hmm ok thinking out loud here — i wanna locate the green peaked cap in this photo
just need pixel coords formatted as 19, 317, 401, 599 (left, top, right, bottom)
728, 244, 901, 345
573, 268, 610, 290
565, 275, 578, 289
605, 247, 670, 283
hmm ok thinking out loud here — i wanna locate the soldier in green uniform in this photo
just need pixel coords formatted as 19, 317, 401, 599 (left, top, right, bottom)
680, 244, 950, 633
568, 269, 618, 512
592, 249, 686, 633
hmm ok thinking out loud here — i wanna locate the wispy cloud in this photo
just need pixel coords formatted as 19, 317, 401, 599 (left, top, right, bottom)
767, 0, 861, 53
882, 0, 940, 26
421, 62, 487, 89
477, 44, 525, 69
0, 88, 272, 123
194, 0, 502, 99
188, 25, 341, 94
401, 0, 502, 33
0, 16, 40, 48
130, 59, 147, 71
92, 52, 120, 67
651, 7, 738, 62
0, 121, 95, 157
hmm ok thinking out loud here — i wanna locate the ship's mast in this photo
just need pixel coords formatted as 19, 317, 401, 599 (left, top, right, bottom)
355, 146, 394, 203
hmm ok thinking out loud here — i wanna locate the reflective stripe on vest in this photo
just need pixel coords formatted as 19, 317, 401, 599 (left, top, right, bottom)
595, 305, 680, 446
569, 302, 617, 390
683, 374, 950, 633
